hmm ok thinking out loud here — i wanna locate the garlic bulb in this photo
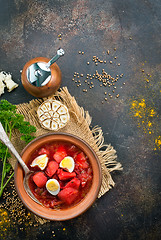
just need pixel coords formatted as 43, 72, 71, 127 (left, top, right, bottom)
37, 99, 70, 131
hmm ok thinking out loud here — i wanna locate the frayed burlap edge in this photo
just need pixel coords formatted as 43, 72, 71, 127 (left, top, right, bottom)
10, 87, 122, 223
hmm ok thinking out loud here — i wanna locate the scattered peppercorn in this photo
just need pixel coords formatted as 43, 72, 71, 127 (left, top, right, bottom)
71, 50, 125, 101
0, 177, 41, 228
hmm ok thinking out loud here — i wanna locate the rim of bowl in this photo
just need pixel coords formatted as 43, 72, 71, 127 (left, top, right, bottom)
14, 132, 102, 221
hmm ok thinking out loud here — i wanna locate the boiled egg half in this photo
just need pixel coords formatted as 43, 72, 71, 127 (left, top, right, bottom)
59, 156, 75, 173
46, 179, 60, 195
30, 154, 48, 170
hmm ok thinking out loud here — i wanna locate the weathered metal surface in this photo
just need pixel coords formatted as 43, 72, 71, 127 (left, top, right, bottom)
0, 0, 161, 239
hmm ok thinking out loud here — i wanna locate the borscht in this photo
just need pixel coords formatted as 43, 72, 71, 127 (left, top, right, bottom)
28, 141, 93, 209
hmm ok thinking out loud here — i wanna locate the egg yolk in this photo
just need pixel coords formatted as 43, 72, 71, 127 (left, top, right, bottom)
61, 157, 73, 169
46, 181, 59, 191
36, 156, 47, 168
30, 154, 48, 170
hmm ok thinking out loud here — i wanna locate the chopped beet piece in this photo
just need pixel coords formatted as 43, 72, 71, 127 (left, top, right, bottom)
53, 146, 67, 163
76, 152, 89, 169
78, 172, 88, 187
67, 145, 79, 158
58, 187, 79, 205
59, 180, 66, 189
52, 174, 59, 181
58, 169, 76, 180
78, 171, 93, 188
45, 161, 59, 177
32, 172, 47, 188
38, 147, 49, 156
64, 178, 80, 190
76, 152, 86, 161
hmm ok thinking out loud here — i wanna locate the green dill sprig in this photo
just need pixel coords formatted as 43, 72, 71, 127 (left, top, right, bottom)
0, 99, 36, 197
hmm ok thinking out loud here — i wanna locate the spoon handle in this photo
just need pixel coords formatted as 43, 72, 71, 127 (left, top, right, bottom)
46, 48, 65, 68
0, 122, 30, 174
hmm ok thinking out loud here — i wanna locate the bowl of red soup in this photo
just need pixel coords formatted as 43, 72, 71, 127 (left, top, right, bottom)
14, 133, 102, 220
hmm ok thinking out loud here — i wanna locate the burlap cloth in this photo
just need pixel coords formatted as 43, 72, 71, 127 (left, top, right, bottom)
10, 87, 122, 222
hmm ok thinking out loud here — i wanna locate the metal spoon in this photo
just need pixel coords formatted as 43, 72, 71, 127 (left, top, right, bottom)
0, 122, 42, 205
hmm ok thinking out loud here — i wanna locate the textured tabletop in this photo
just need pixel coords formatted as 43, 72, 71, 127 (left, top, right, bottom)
0, 0, 161, 239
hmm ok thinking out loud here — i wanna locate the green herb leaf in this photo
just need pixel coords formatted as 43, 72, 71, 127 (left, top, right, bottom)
5, 163, 11, 173
0, 99, 37, 197
0, 142, 11, 160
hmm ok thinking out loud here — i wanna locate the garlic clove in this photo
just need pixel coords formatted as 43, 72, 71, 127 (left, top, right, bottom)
52, 101, 61, 112
51, 121, 58, 130
44, 101, 52, 111
42, 119, 51, 129
57, 106, 68, 115
37, 108, 44, 117
60, 114, 69, 123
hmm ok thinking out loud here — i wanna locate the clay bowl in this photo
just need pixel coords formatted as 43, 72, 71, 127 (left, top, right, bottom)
14, 133, 102, 221
21, 57, 62, 98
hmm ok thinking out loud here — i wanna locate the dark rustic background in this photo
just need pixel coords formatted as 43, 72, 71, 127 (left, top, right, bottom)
0, 0, 161, 239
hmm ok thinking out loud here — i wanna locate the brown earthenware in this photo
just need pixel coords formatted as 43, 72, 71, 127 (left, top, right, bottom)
21, 57, 62, 98
14, 133, 102, 221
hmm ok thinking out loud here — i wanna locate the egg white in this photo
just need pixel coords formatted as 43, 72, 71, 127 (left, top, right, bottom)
30, 154, 48, 170
46, 179, 60, 195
